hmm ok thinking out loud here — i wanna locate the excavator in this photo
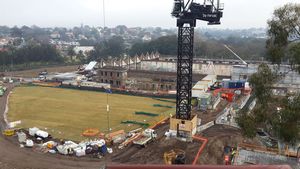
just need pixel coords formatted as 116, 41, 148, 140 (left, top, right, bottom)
164, 149, 186, 164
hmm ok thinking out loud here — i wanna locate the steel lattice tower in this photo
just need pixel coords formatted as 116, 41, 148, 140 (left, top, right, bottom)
176, 21, 195, 120
172, 0, 223, 121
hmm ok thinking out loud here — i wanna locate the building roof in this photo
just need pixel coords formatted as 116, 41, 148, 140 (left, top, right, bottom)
84, 61, 97, 71
98, 66, 128, 72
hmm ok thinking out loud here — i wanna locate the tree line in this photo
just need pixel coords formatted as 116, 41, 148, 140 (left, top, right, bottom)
237, 3, 300, 144
128, 35, 266, 60
0, 44, 62, 70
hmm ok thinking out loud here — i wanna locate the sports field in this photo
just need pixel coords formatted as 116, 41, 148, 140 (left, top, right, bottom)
8, 86, 175, 141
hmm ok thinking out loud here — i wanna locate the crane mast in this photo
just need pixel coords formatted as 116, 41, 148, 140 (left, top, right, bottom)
172, 0, 223, 121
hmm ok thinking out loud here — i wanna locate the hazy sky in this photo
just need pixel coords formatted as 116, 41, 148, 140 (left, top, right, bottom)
0, 0, 299, 29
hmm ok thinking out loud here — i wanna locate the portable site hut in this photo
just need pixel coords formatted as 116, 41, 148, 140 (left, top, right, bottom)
192, 81, 209, 98
201, 75, 217, 87
222, 79, 246, 89
197, 93, 212, 111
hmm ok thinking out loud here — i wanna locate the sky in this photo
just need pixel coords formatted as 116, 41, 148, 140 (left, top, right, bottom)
0, 0, 299, 29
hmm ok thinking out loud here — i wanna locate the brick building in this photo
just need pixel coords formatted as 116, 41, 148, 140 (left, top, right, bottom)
95, 67, 206, 91
96, 66, 128, 88
126, 70, 206, 92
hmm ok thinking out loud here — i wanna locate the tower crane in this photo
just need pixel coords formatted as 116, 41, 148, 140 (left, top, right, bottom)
172, 0, 223, 121
224, 44, 248, 66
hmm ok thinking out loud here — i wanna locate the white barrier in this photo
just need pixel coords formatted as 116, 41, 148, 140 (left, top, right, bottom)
197, 121, 215, 132
239, 94, 251, 109
3, 91, 11, 126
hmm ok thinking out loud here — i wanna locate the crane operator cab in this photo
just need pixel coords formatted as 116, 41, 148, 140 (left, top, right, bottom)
172, 0, 224, 25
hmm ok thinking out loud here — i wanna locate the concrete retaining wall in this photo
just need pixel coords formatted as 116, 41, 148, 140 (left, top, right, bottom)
197, 121, 215, 132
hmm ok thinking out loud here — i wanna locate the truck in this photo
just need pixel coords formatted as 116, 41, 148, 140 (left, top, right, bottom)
0, 86, 6, 97
133, 129, 157, 147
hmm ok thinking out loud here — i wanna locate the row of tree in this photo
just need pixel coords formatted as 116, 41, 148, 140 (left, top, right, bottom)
127, 35, 266, 60
0, 44, 62, 69
237, 64, 300, 144
237, 3, 300, 144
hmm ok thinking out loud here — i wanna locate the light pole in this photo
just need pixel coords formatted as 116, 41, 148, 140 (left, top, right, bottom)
106, 91, 109, 133
106, 88, 112, 133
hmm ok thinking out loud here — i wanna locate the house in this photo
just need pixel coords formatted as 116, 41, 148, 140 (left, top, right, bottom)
73, 46, 94, 56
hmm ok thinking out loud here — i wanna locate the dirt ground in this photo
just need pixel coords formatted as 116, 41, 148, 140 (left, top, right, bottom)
198, 125, 262, 165
0, 82, 256, 169
109, 123, 201, 165
2, 65, 79, 78
193, 100, 228, 124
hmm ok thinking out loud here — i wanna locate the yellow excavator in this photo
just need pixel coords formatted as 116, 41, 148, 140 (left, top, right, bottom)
2, 128, 17, 136
164, 149, 186, 165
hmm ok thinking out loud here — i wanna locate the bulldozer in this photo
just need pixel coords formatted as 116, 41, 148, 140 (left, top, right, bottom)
164, 149, 186, 165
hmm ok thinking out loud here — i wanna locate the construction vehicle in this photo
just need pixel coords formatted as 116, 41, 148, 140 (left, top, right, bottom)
284, 144, 300, 157
171, 0, 223, 135
223, 146, 237, 165
133, 129, 157, 147
0, 89, 3, 97
164, 149, 186, 164
2, 128, 18, 136
0, 86, 6, 97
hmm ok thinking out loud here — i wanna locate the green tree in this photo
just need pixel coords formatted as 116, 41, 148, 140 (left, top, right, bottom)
88, 36, 125, 61
129, 35, 177, 56
272, 94, 300, 143
267, 3, 300, 71
249, 63, 277, 105
236, 112, 257, 138
77, 50, 85, 63
237, 64, 277, 139
67, 47, 76, 62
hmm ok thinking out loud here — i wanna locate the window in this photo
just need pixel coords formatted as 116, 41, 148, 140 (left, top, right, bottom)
161, 85, 164, 90
117, 73, 120, 77
105, 80, 108, 83
110, 72, 113, 77
105, 72, 107, 76
110, 80, 113, 85
101, 72, 103, 76
101, 79, 103, 83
